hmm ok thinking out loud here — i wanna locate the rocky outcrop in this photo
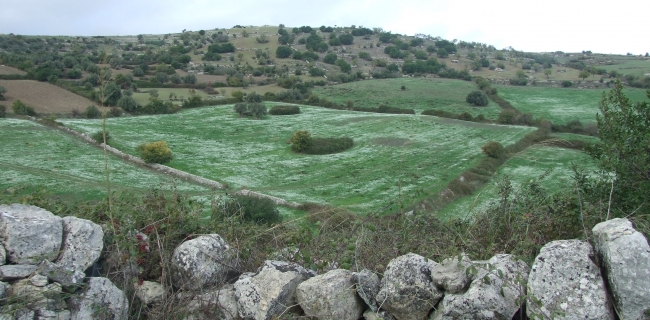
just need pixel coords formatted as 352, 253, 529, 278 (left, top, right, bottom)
431, 254, 529, 320
376, 253, 442, 320
296, 269, 365, 320
592, 218, 650, 320
56, 216, 104, 285
234, 260, 316, 320
68, 277, 128, 320
0, 204, 63, 265
527, 240, 614, 319
171, 234, 235, 290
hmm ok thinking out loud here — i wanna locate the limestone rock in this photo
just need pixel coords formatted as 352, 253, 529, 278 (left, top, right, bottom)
0, 204, 63, 265
0, 244, 5, 266
376, 253, 442, 320
592, 218, 650, 320
68, 277, 128, 320
35, 309, 71, 319
527, 240, 614, 319
0, 265, 37, 281
29, 274, 49, 287
54, 216, 103, 284
37, 260, 81, 287
235, 260, 316, 320
0, 281, 7, 299
296, 269, 364, 320
363, 309, 396, 320
430, 254, 529, 320
171, 234, 234, 290
135, 281, 165, 305
430, 254, 473, 294
185, 284, 240, 320
352, 269, 380, 311
7, 279, 66, 311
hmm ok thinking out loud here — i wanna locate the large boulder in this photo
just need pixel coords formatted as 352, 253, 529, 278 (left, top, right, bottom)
68, 277, 128, 320
430, 254, 529, 320
430, 254, 473, 294
171, 234, 234, 290
376, 253, 442, 320
352, 269, 381, 311
0, 204, 63, 265
296, 269, 365, 320
527, 240, 614, 319
54, 216, 103, 284
592, 218, 650, 320
234, 260, 316, 320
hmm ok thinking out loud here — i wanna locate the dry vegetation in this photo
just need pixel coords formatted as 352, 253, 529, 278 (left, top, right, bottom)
0, 80, 104, 115
0, 65, 27, 75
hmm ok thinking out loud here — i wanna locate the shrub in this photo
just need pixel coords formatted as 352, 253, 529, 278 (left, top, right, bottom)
221, 195, 281, 225
290, 130, 312, 152
109, 107, 122, 117
458, 112, 473, 121
561, 80, 573, 88
269, 105, 300, 115
466, 90, 489, 106
497, 109, 517, 124
0, 105, 5, 118
91, 130, 111, 144
137, 141, 173, 164
509, 78, 528, 86
305, 137, 354, 155
12, 100, 36, 116
233, 102, 267, 119
86, 105, 101, 118
481, 141, 505, 158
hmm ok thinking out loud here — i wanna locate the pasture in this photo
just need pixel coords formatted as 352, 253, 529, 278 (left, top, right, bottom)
439, 145, 598, 219
60, 103, 536, 214
496, 85, 650, 125
312, 78, 503, 119
0, 118, 214, 202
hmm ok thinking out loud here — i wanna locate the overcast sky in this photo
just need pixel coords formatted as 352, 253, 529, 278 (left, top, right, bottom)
1, 0, 646, 55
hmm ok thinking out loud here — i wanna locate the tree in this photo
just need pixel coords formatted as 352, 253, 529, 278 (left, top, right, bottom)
586, 80, 650, 215
170, 74, 182, 84
481, 141, 505, 158
183, 74, 197, 84
290, 130, 312, 152
256, 33, 269, 43
339, 33, 354, 45
0, 105, 5, 118
324, 53, 338, 64
335, 59, 351, 73
12, 100, 36, 116
85, 105, 101, 118
276, 46, 293, 58
0, 86, 6, 100
117, 96, 139, 113
437, 48, 448, 58
466, 91, 489, 106
579, 70, 590, 81
497, 109, 516, 124
543, 69, 552, 79
233, 102, 267, 119
137, 141, 173, 164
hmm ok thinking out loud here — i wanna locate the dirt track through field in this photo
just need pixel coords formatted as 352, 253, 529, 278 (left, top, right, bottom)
0, 80, 103, 114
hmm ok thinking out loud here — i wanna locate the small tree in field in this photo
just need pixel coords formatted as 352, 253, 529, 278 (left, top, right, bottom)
466, 90, 488, 106
137, 141, 173, 164
290, 130, 312, 152
579, 70, 590, 81
481, 141, 505, 158
543, 69, 552, 79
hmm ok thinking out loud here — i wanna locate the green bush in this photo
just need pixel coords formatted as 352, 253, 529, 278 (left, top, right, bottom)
269, 105, 301, 115
497, 109, 517, 124
233, 102, 267, 119
481, 141, 505, 158
12, 100, 36, 116
221, 195, 281, 225
562, 80, 573, 88
0, 105, 5, 118
305, 137, 354, 155
137, 141, 173, 164
466, 90, 489, 106
91, 130, 111, 144
290, 130, 312, 152
86, 105, 101, 118
509, 78, 528, 86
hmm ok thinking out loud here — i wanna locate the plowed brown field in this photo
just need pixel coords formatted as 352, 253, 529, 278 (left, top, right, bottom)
0, 80, 105, 115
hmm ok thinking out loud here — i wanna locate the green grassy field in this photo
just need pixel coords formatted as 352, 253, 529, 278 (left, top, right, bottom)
132, 88, 211, 106
312, 78, 503, 119
496, 85, 650, 125
0, 119, 215, 203
60, 103, 536, 214
598, 58, 650, 77
439, 145, 598, 219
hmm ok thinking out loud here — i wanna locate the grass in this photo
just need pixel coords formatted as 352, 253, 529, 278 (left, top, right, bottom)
598, 57, 650, 77
312, 78, 503, 119
132, 88, 210, 106
60, 103, 535, 214
0, 118, 216, 203
496, 85, 650, 125
439, 145, 598, 219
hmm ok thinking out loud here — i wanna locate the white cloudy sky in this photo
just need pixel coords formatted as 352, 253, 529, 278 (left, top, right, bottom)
1, 0, 646, 55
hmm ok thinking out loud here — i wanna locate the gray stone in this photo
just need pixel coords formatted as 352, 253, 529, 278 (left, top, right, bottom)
0, 281, 6, 299
430, 254, 473, 294
430, 254, 529, 320
363, 309, 396, 320
0, 204, 63, 265
7, 279, 66, 311
376, 253, 442, 320
296, 269, 365, 320
527, 240, 614, 319
0, 265, 37, 281
13, 309, 35, 320
135, 281, 165, 305
0, 245, 5, 266
35, 309, 71, 320
185, 284, 240, 320
37, 260, 81, 287
592, 218, 650, 320
68, 277, 128, 320
30, 274, 49, 287
54, 216, 103, 285
235, 260, 316, 320
352, 269, 380, 311
171, 234, 234, 290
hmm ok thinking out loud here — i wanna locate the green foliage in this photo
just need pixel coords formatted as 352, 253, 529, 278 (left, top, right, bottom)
339, 33, 353, 45
181, 95, 203, 109
309, 67, 326, 77
12, 100, 36, 116
276, 45, 293, 59
306, 137, 354, 154
231, 90, 244, 102
207, 42, 235, 53
586, 81, 650, 215
290, 130, 312, 152
509, 77, 528, 86
85, 105, 101, 119
221, 195, 282, 225
481, 141, 505, 158
466, 90, 489, 106
562, 80, 573, 88
269, 105, 300, 115
244, 92, 262, 103
117, 96, 138, 113
437, 48, 449, 58
137, 141, 173, 164
497, 110, 517, 124
0, 105, 5, 118
233, 102, 267, 119
335, 59, 351, 73
90, 130, 111, 144
324, 53, 338, 64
